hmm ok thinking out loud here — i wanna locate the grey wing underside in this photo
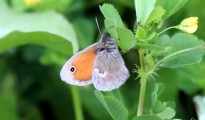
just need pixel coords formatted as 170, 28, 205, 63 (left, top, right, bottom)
92, 52, 130, 91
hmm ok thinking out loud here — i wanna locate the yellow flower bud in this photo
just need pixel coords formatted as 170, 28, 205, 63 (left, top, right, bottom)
24, 0, 41, 6
178, 17, 198, 33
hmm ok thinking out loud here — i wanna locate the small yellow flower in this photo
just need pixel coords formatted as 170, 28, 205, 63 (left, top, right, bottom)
178, 17, 198, 33
24, 0, 41, 6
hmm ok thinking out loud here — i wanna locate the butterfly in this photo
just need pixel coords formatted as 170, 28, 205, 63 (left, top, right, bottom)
60, 32, 129, 91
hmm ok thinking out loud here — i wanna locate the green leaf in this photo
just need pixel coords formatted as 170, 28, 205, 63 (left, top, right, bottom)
156, 0, 189, 19
150, 84, 177, 120
0, 1, 78, 55
100, 4, 136, 52
177, 63, 205, 95
79, 89, 112, 120
0, 32, 73, 55
160, 33, 205, 68
94, 91, 108, 110
156, 83, 165, 96
132, 115, 161, 120
152, 34, 172, 56
137, 44, 165, 50
166, 101, 176, 109
135, 0, 156, 25
178, 69, 201, 95
94, 91, 128, 120
146, 32, 158, 43
190, 64, 205, 92
134, 0, 143, 24
145, 6, 166, 26
104, 96, 128, 120
39, 49, 67, 66
151, 92, 158, 106
156, 107, 175, 119
152, 101, 166, 113
116, 28, 137, 52
105, 19, 118, 39
151, 83, 165, 104
105, 89, 124, 104
100, 4, 124, 28
155, 34, 171, 47
136, 26, 147, 39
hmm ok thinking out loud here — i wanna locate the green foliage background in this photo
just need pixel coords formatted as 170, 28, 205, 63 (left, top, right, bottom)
0, 0, 205, 120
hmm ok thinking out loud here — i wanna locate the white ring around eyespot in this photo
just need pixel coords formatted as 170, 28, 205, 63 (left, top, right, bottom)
69, 66, 76, 73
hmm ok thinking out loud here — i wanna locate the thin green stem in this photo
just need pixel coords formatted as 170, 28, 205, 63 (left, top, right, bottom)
139, 49, 145, 70
70, 86, 84, 120
137, 73, 147, 116
158, 26, 178, 35
137, 49, 147, 116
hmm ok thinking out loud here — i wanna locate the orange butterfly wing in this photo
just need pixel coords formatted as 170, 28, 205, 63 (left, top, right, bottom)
60, 43, 98, 86
71, 49, 96, 81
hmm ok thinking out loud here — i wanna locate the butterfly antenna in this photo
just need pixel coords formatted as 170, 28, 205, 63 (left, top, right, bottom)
95, 17, 102, 37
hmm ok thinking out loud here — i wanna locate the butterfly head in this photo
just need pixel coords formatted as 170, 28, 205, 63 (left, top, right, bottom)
98, 32, 118, 52
101, 32, 111, 42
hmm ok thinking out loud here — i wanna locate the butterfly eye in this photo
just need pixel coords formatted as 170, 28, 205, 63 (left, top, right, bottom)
99, 48, 105, 52
69, 66, 76, 73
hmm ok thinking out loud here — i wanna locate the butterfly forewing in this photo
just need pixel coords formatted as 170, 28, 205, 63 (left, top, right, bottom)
60, 43, 98, 86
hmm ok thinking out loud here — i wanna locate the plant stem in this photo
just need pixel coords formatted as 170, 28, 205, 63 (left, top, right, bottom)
70, 86, 84, 120
137, 73, 147, 116
158, 26, 178, 35
139, 49, 145, 70
137, 49, 147, 116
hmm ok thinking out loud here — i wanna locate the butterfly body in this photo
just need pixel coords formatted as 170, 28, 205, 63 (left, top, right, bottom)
60, 33, 129, 91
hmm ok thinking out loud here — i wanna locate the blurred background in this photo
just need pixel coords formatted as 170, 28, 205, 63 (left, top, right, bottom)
0, 0, 205, 120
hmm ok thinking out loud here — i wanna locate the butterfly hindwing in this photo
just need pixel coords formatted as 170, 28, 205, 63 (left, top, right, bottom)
92, 50, 129, 91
